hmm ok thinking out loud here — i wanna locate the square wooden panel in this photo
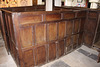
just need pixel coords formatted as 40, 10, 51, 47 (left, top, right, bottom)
85, 19, 97, 34
84, 32, 94, 47
20, 27, 33, 48
74, 19, 80, 34
65, 36, 72, 47
58, 22, 66, 39
35, 24, 46, 45
35, 45, 46, 65
23, 49, 34, 67
46, 13, 61, 21
48, 42, 57, 61
63, 12, 75, 19
47, 23, 57, 41
66, 21, 73, 35
58, 40, 65, 57
72, 34, 79, 49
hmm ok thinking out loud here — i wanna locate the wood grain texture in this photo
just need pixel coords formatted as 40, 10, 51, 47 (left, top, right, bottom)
66, 36, 72, 47
1, 6, 100, 67
73, 34, 78, 49
84, 32, 94, 46
46, 13, 61, 21
85, 19, 97, 34
48, 42, 57, 61
74, 19, 80, 34
47, 23, 57, 41
58, 21, 66, 39
66, 21, 73, 35
88, 11, 97, 19
20, 27, 33, 48
35, 45, 46, 65
58, 40, 65, 57
77, 11, 86, 18
19, 14, 42, 24
35, 24, 46, 45
23, 49, 34, 67
63, 12, 75, 19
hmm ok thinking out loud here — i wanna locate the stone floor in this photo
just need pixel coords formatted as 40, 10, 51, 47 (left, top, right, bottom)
0, 38, 100, 67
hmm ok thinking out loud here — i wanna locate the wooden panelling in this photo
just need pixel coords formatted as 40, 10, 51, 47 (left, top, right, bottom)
88, 11, 97, 19
8, 15, 16, 43
46, 13, 61, 21
95, 31, 100, 43
58, 21, 66, 39
74, 19, 80, 33
66, 45, 73, 53
78, 33, 83, 46
23, 49, 34, 67
63, 12, 75, 19
35, 24, 46, 45
19, 14, 42, 24
84, 32, 94, 46
73, 34, 78, 49
35, 45, 46, 65
47, 23, 57, 41
65, 36, 72, 47
66, 21, 73, 35
85, 19, 97, 34
48, 42, 57, 61
20, 27, 33, 48
94, 21, 100, 43
77, 11, 86, 18
80, 18, 86, 32
1, 6, 100, 67
58, 40, 65, 57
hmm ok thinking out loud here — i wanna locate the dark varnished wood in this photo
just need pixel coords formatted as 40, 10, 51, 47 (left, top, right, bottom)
1, 6, 100, 67
48, 42, 57, 61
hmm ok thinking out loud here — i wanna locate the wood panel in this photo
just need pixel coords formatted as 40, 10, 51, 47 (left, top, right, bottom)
19, 14, 42, 24
35, 24, 46, 45
65, 36, 72, 47
88, 11, 97, 19
58, 40, 65, 57
78, 33, 83, 46
46, 13, 61, 21
35, 45, 46, 65
47, 23, 57, 41
84, 32, 94, 46
73, 34, 79, 49
48, 42, 57, 61
20, 27, 33, 48
66, 21, 73, 35
77, 11, 86, 18
74, 19, 80, 34
23, 49, 34, 67
58, 21, 66, 39
80, 18, 86, 32
85, 19, 97, 34
63, 12, 75, 19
